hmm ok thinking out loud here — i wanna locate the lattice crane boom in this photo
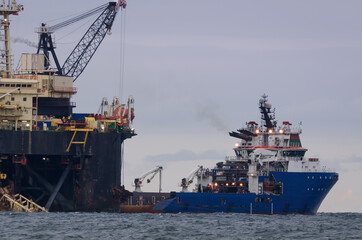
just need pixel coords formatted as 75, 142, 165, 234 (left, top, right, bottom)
36, 0, 126, 81
62, 2, 119, 81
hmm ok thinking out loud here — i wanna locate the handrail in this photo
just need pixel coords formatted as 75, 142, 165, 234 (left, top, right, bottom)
0, 193, 48, 212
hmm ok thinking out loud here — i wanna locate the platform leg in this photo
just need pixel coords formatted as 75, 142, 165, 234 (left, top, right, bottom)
45, 163, 72, 210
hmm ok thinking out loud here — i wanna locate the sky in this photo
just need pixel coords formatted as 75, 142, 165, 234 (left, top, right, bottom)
8, 0, 362, 212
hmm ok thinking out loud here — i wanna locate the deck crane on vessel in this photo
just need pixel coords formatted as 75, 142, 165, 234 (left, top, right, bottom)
134, 166, 163, 193
180, 165, 204, 192
37, 0, 127, 82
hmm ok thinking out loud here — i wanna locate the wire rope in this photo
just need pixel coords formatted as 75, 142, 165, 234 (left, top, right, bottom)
121, 140, 125, 186
49, 3, 107, 32
119, 7, 127, 102
119, 7, 127, 187
46, 6, 95, 24
56, 16, 95, 42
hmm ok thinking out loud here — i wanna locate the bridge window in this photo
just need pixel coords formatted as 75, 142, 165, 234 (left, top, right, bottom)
235, 150, 242, 156
282, 151, 306, 157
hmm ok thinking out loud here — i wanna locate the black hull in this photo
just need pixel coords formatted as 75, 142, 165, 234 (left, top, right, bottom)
0, 129, 133, 212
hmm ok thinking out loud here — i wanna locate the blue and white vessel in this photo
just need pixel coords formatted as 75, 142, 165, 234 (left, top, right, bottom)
153, 95, 338, 214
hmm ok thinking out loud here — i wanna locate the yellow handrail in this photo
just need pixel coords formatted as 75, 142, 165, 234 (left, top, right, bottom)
0, 193, 47, 212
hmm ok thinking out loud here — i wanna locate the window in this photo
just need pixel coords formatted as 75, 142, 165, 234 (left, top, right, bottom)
235, 150, 242, 156
16, 84, 20, 87
11, 97, 14, 101
11, 84, 15, 87
282, 150, 306, 157
23, 97, 27, 102
21, 84, 26, 87
5, 84, 9, 87
26, 84, 32, 87
0, 84, 4, 87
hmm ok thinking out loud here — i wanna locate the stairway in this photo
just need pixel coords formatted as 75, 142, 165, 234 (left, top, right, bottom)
0, 193, 48, 212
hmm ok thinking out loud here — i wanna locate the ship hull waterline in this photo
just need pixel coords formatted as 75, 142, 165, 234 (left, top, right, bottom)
126, 172, 338, 214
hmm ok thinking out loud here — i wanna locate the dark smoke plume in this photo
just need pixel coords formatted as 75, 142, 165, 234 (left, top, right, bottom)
12, 37, 37, 48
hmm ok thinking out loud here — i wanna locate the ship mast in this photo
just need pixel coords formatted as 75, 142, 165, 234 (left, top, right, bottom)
0, 0, 22, 77
259, 94, 276, 132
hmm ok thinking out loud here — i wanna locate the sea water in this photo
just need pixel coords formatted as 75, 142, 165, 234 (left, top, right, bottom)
0, 212, 361, 239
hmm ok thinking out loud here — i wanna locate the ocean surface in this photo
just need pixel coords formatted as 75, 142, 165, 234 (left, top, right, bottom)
0, 212, 361, 239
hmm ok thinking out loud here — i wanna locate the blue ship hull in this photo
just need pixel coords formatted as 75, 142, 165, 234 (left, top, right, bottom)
153, 172, 338, 214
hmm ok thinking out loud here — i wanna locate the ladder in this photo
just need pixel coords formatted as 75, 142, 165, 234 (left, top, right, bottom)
66, 128, 93, 152
0, 193, 48, 212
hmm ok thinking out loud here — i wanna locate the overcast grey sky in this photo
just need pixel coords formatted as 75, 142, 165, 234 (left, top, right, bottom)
10, 0, 362, 212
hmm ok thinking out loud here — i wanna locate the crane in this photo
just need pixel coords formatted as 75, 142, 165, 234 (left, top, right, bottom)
133, 166, 163, 193
37, 0, 127, 82
180, 165, 204, 192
